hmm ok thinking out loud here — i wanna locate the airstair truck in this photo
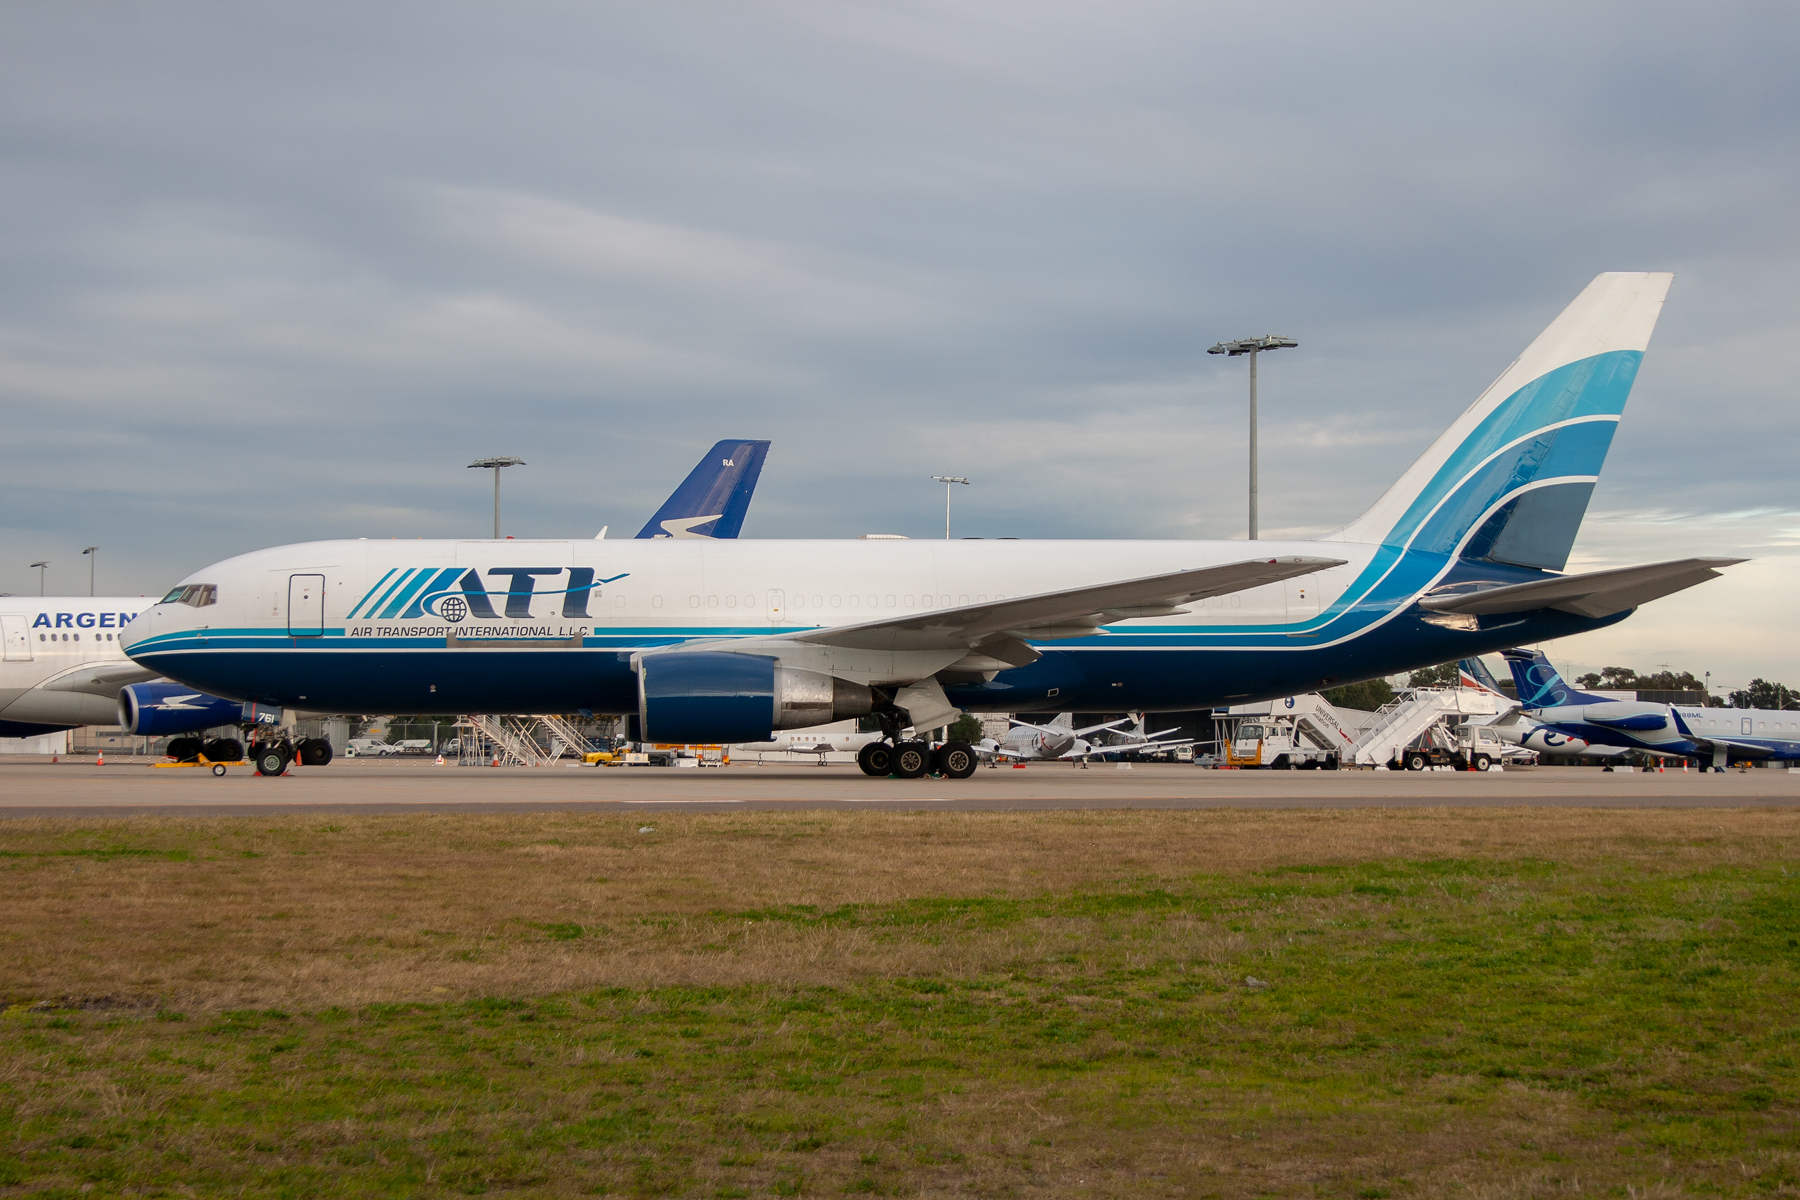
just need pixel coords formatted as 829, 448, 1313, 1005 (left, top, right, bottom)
1219, 694, 1354, 769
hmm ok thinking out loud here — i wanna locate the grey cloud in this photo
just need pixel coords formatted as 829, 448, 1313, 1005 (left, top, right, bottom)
1, 1, 1796, 680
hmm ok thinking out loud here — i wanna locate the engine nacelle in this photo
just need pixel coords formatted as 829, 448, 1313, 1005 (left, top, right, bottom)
118, 682, 269, 736
637, 652, 873, 744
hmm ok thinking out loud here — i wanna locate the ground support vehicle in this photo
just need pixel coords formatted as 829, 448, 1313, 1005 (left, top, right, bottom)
1218, 695, 1351, 769
154, 751, 242, 777
1391, 722, 1509, 771
1223, 720, 1340, 769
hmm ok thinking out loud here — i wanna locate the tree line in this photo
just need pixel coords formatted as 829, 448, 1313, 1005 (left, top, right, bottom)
1322, 662, 1799, 711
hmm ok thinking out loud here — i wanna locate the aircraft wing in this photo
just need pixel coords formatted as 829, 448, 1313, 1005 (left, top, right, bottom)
1006, 717, 1071, 735
41, 661, 161, 698
1668, 710, 1777, 760
786, 556, 1346, 653
1081, 738, 1201, 758
1689, 737, 1775, 759
1419, 557, 1744, 619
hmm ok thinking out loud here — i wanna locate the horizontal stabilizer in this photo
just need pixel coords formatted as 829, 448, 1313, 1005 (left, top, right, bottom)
1421, 557, 1744, 619
793, 556, 1346, 653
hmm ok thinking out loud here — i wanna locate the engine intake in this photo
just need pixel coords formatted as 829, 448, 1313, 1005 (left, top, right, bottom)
118, 682, 269, 736
637, 652, 873, 744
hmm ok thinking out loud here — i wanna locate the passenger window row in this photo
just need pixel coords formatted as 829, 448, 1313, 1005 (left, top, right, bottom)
39, 633, 116, 642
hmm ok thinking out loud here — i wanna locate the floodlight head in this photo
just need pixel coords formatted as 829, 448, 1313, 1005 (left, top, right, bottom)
468, 456, 526, 469
1207, 335, 1298, 357
81, 546, 98, 555
932, 475, 971, 486
29, 561, 48, 569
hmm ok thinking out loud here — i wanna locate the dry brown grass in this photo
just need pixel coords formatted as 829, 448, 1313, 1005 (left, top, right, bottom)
1, 806, 1792, 1010
4, 806, 1797, 1197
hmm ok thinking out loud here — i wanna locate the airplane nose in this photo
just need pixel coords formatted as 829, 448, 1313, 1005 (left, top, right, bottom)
120, 610, 153, 656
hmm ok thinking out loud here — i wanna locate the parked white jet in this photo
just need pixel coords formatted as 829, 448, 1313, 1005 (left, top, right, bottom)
126, 274, 1738, 783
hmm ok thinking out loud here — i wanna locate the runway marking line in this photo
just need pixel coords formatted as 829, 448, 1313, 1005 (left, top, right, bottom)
620, 797, 960, 805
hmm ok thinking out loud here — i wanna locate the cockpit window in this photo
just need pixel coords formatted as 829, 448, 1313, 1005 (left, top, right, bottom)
161, 584, 218, 607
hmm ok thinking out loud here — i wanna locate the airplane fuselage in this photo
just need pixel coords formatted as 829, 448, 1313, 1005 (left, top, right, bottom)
0, 597, 153, 735
1513, 700, 1800, 762
122, 535, 1622, 718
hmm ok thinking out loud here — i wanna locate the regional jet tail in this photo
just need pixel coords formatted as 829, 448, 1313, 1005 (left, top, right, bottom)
128, 273, 1747, 782
1500, 648, 1800, 770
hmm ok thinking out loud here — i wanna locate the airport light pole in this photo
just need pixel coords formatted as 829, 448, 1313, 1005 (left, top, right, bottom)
1207, 334, 1297, 541
932, 476, 970, 539
81, 547, 97, 597
29, 561, 48, 596
468, 456, 526, 539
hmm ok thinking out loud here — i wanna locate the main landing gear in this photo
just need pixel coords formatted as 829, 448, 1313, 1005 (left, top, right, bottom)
856, 738, 979, 780
250, 735, 333, 776
853, 703, 978, 781
162, 731, 333, 776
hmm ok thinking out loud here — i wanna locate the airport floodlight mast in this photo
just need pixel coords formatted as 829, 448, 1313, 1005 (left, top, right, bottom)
1207, 334, 1298, 540
468, 456, 526, 539
931, 476, 970, 539
81, 546, 98, 597
29, 561, 48, 596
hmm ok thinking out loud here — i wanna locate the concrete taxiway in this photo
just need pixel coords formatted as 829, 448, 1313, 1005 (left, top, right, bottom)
0, 756, 1794, 817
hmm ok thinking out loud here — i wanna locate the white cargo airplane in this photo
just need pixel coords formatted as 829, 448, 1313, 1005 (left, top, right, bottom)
125, 274, 1739, 781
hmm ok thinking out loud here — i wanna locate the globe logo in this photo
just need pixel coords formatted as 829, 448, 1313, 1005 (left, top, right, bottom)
437, 595, 468, 623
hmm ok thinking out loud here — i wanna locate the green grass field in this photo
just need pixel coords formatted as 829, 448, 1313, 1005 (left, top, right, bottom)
1, 811, 1796, 1197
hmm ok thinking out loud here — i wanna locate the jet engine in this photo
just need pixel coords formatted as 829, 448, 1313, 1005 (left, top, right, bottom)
118, 682, 271, 736
637, 652, 872, 744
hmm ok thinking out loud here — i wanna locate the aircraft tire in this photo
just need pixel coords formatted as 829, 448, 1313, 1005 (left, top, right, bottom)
889, 740, 931, 779
934, 741, 977, 780
203, 738, 243, 764
298, 738, 333, 767
857, 741, 892, 777
254, 744, 291, 777
165, 736, 202, 763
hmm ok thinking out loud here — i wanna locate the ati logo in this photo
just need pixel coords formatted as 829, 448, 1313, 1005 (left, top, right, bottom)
345, 568, 628, 623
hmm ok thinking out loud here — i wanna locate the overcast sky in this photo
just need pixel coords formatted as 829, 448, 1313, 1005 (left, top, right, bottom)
2, 2, 1796, 687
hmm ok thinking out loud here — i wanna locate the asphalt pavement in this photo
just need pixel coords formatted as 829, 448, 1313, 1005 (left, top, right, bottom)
0, 755, 1794, 817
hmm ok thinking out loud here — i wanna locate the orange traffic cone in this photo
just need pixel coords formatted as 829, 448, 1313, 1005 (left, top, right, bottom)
96, 751, 104, 766
490, 754, 500, 767
435, 754, 446, 765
